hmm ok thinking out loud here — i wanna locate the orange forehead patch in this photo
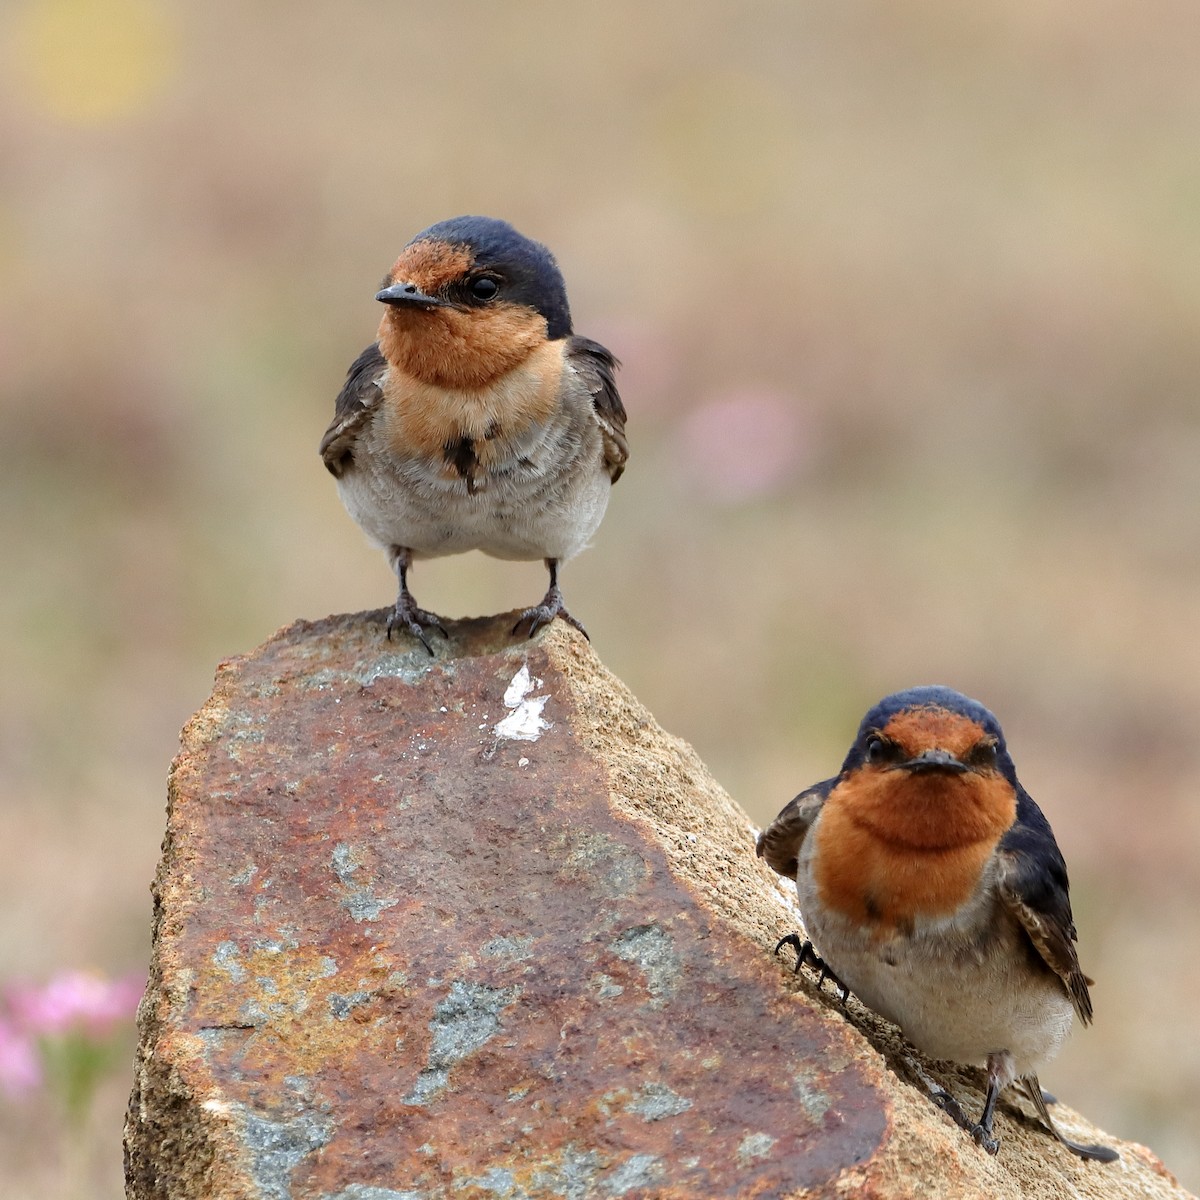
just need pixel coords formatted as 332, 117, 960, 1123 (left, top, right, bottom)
389, 239, 473, 295
882, 708, 988, 759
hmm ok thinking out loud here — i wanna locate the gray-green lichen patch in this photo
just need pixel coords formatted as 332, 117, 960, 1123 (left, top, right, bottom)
403, 981, 521, 1107
527, 1145, 604, 1200
331, 843, 399, 922
480, 935, 535, 961
603, 1154, 664, 1196
560, 832, 646, 900
213, 941, 247, 984
793, 1063, 834, 1123
736, 1131, 776, 1165
622, 1080, 692, 1122
328, 990, 372, 1020
239, 1105, 333, 1200
609, 923, 679, 1008
323, 1186, 429, 1200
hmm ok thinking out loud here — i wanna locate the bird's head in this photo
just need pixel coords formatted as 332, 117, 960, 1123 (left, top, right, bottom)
375, 216, 572, 389
833, 686, 1019, 851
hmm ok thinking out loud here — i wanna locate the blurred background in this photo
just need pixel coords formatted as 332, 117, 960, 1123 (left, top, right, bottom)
2, 0, 1199, 1193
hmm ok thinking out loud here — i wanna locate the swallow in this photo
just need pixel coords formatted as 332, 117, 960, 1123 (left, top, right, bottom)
757, 686, 1117, 1163
320, 216, 628, 651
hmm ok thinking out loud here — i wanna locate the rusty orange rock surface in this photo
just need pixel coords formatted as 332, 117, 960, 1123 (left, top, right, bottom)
125, 613, 1193, 1200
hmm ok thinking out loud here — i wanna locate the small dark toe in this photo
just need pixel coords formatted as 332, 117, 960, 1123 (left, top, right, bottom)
929, 1088, 973, 1132
772, 935, 849, 999
555, 609, 590, 639
512, 610, 541, 638
773, 933, 805, 965
387, 613, 433, 655
513, 604, 589, 641
387, 600, 446, 654
972, 1127, 1001, 1155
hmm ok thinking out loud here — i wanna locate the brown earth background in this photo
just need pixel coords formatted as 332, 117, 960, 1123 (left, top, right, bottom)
2, 1, 1199, 1195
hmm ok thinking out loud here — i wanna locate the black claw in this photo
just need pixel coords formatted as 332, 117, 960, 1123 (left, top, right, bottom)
386, 549, 446, 654
387, 599, 446, 655
772, 934, 849, 1001
387, 614, 432, 655
773, 933, 812, 971
972, 1126, 1001, 1155
512, 602, 589, 641
513, 561, 590, 641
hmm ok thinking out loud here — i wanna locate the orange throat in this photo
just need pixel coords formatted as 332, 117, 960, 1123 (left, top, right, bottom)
378, 302, 550, 390
379, 337, 566, 478
813, 768, 1016, 931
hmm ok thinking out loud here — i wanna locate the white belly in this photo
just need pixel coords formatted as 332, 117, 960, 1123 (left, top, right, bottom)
795, 853, 1074, 1076
337, 454, 611, 562
336, 388, 613, 563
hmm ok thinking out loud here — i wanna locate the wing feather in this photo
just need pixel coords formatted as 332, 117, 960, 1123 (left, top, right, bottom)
566, 336, 628, 483
319, 343, 388, 478
996, 788, 1094, 1024
756, 779, 834, 879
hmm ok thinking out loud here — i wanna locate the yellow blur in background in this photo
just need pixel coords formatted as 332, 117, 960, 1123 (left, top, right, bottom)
2, 1, 1199, 1194
13, 0, 177, 126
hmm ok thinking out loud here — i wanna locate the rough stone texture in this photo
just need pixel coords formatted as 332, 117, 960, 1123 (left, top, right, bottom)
126, 611, 1193, 1200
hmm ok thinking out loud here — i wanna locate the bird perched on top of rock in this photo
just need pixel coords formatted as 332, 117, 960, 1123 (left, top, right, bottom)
320, 216, 627, 651
757, 685, 1117, 1163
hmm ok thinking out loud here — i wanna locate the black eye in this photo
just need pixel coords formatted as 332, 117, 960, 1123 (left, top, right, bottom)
970, 741, 998, 767
469, 276, 499, 301
865, 735, 890, 764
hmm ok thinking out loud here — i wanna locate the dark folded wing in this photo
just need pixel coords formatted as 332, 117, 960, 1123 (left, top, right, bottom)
319, 343, 388, 478
755, 779, 835, 879
567, 336, 628, 483
996, 788, 1094, 1024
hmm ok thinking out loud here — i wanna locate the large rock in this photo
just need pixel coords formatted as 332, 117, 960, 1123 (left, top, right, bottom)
125, 612, 1191, 1200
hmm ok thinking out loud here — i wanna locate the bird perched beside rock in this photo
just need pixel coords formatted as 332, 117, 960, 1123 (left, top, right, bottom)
757, 685, 1117, 1163
320, 216, 627, 651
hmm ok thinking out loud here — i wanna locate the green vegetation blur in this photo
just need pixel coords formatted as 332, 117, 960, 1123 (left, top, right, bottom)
2, 1, 1198, 1194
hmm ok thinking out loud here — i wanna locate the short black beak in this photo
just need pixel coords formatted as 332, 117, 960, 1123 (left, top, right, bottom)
375, 282, 446, 309
899, 748, 968, 774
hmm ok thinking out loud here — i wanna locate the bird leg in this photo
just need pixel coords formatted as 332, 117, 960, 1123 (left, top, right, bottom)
773, 933, 850, 1003
1023, 1077, 1119, 1163
386, 546, 447, 654
904, 1052, 1002, 1154
970, 1057, 1005, 1154
927, 1084, 984, 1142
512, 559, 589, 640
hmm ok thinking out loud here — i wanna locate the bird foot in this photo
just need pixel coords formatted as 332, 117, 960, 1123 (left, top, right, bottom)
386, 593, 448, 655
926, 1086, 998, 1150
773, 934, 850, 1002
512, 584, 589, 641
971, 1125, 1001, 1155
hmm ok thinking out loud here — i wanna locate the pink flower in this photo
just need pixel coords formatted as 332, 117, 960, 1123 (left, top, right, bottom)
679, 387, 814, 502
8, 970, 144, 1039
0, 1017, 41, 1098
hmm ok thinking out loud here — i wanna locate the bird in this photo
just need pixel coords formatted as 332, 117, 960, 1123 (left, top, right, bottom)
320, 216, 628, 651
756, 685, 1117, 1163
